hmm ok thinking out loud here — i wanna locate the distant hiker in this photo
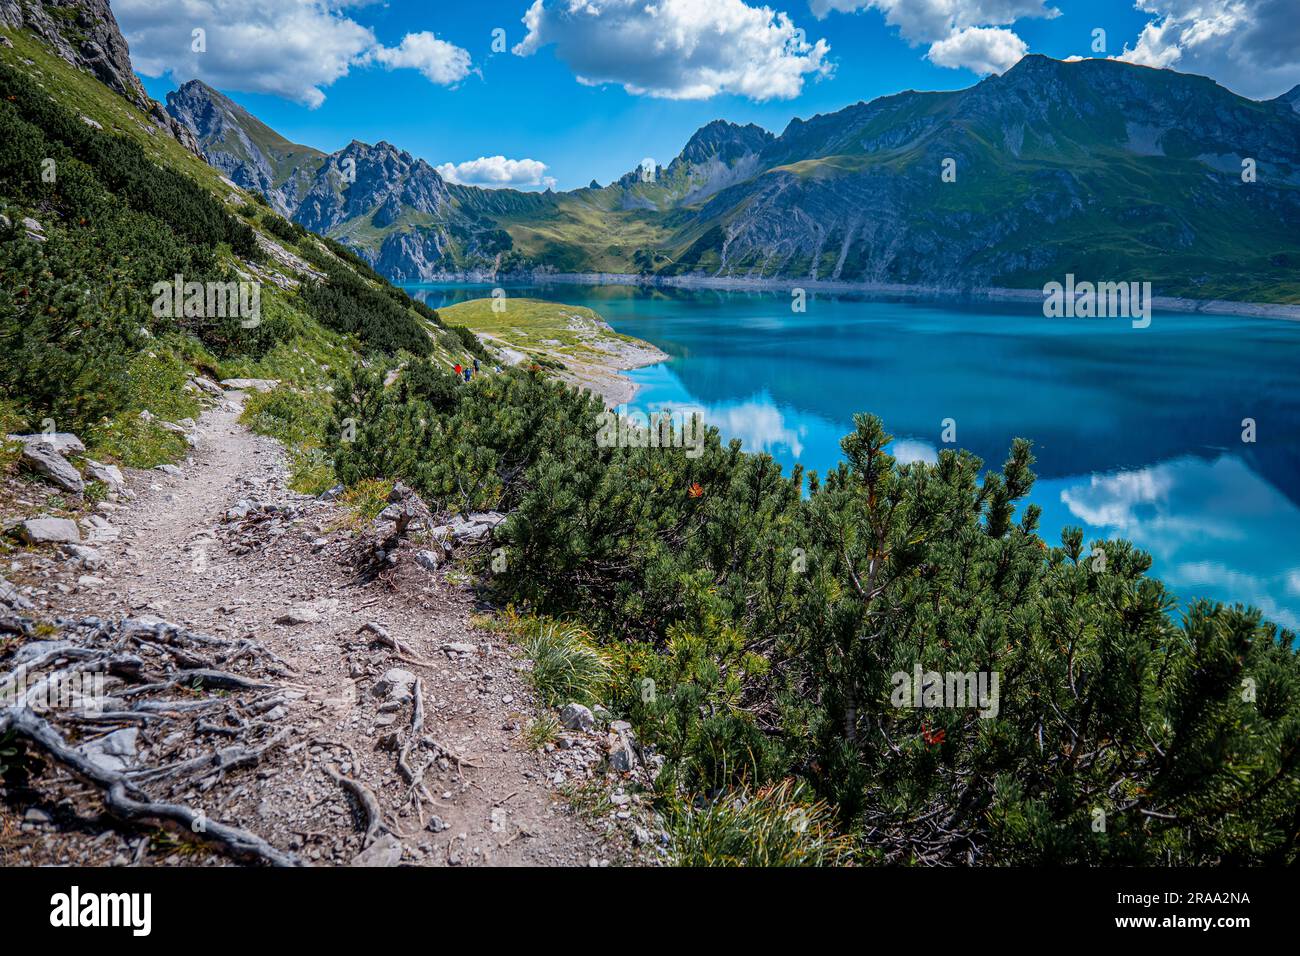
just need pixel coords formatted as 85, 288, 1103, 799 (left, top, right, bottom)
454, 363, 463, 377
473, 358, 480, 373
463, 368, 471, 383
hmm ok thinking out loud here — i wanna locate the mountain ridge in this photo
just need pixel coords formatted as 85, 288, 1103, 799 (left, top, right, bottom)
168, 55, 1300, 302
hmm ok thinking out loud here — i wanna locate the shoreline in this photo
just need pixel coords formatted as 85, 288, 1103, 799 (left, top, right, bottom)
412, 272, 1300, 322
442, 297, 667, 408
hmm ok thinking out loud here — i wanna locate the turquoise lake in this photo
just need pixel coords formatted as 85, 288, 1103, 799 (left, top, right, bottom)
408, 283, 1300, 631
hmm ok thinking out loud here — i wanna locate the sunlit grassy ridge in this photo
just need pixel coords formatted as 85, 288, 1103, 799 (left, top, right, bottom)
439, 296, 656, 368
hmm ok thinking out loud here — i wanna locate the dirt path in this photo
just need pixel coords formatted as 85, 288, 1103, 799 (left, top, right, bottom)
9, 392, 630, 867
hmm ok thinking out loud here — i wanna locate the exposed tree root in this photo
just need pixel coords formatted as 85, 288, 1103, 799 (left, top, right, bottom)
0, 706, 302, 867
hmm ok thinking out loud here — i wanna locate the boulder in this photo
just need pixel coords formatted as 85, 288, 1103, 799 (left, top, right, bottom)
373, 668, 417, 700
17, 517, 80, 545
8, 432, 85, 455
219, 378, 279, 392
190, 376, 225, 397
560, 702, 595, 732
439, 642, 478, 656
414, 549, 442, 572
155, 463, 183, 477
431, 511, 507, 545
607, 720, 639, 772
19, 442, 84, 494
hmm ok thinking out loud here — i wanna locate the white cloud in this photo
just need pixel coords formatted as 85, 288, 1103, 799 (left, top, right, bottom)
1117, 0, 1300, 100
436, 156, 557, 190
364, 31, 473, 85
927, 25, 1027, 74
512, 0, 832, 101
114, 0, 473, 108
808, 0, 1056, 75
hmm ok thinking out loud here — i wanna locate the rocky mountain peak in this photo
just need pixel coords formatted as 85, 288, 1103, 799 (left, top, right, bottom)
672, 119, 774, 170
0, 0, 199, 152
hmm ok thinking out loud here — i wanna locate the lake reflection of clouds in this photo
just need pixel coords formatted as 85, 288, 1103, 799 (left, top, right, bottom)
647, 395, 807, 458
1054, 456, 1300, 630
891, 439, 939, 466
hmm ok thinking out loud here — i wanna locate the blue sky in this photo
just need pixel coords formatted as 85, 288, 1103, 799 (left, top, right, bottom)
117, 0, 1299, 192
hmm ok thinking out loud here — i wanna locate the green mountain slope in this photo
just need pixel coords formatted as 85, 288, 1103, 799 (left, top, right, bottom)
0, 17, 486, 491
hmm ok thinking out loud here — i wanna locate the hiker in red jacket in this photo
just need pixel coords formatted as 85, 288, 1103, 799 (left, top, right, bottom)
454, 363, 463, 377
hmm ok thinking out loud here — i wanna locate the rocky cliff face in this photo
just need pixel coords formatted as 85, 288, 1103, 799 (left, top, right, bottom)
294, 140, 452, 235
168, 81, 518, 281
0, 0, 198, 152
165, 79, 322, 216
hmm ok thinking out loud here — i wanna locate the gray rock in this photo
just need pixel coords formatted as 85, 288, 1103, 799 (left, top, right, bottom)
373, 668, 417, 699
440, 642, 478, 656
20, 442, 84, 494
317, 484, 344, 501
607, 721, 639, 773
276, 606, 320, 626
190, 376, 225, 397
61, 544, 105, 570
0, 575, 32, 611
560, 702, 595, 732
414, 549, 442, 572
79, 514, 119, 543
17, 517, 80, 545
429, 511, 507, 545
78, 728, 139, 773
82, 459, 126, 493
219, 378, 279, 392
154, 463, 183, 477
349, 833, 403, 867
24, 808, 52, 823
224, 499, 254, 521
8, 432, 85, 454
